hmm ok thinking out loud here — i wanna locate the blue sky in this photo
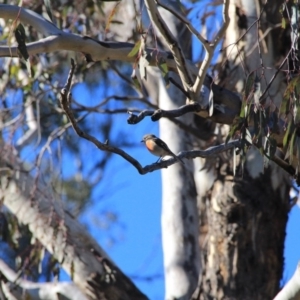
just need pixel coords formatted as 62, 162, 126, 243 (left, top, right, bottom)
68, 81, 300, 299
70, 82, 165, 298
2, 2, 299, 299
283, 205, 300, 285
7, 64, 298, 299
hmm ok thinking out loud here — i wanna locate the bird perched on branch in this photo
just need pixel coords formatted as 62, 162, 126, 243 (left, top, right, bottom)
141, 134, 184, 164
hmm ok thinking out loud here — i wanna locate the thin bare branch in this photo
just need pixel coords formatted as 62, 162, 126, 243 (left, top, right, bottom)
127, 102, 237, 125
0, 4, 241, 123
144, 0, 194, 98
155, 0, 210, 48
72, 95, 153, 111
59, 61, 243, 174
59, 60, 146, 174
0, 259, 88, 300
192, 0, 230, 98
260, 49, 291, 103
127, 103, 203, 124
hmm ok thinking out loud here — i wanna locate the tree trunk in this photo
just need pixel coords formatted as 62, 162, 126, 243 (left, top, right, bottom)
142, 2, 200, 298
0, 143, 148, 300
198, 162, 290, 299
197, 1, 291, 299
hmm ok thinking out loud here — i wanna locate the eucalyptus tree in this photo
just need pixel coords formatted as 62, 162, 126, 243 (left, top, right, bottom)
0, 1, 298, 299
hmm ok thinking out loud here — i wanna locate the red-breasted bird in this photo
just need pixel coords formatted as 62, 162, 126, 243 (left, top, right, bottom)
141, 134, 184, 164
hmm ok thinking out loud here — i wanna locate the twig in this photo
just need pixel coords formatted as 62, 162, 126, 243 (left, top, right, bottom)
59, 61, 244, 174
72, 94, 155, 111
127, 103, 203, 124
0, 4, 244, 121
221, 3, 266, 52
269, 153, 297, 179
59, 60, 147, 174
192, 0, 230, 98
127, 101, 238, 125
155, 0, 209, 47
169, 77, 190, 98
144, 0, 194, 98
259, 48, 291, 102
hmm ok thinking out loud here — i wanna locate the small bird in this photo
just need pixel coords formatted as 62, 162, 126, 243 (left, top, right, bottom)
141, 134, 184, 164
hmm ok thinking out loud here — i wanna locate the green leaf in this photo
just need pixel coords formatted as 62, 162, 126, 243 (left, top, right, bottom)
264, 135, 277, 158
132, 75, 142, 91
282, 17, 286, 29
25, 59, 33, 78
225, 117, 240, 144
14, 23, 29, 61
295, 78, 300, 95
70, 261, 75, 280
294, 99, 300, 124
280, 93, 290, 116
105, 2, 121, 33
239, 101, 247, 118
244, 72, 255, 100
128, 40, 141, 58
296, 137, 300, 172
139, 53, 150, 80
283, 121, 293, 148
158, 61, 169, 87
44, 0, 53, 22
289, 128, 296, 164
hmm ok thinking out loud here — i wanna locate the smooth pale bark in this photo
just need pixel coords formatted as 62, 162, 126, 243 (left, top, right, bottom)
145, 67, 200, 299
159, 87, 200, 300
0, 143, 148, 300
274, 262, 300, 300
142, 2, 200, 297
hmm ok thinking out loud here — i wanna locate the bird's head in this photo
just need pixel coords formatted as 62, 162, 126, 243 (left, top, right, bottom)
141, 134, 156, 143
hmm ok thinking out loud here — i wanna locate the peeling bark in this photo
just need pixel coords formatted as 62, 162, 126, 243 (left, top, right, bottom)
199, 164, 290, 299
197, 1, 292, 299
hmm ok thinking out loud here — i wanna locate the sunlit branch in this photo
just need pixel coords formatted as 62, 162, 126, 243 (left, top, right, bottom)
0, 4, 60, 35
155, 0, 210, 49
192, 0, 230, 99
0, 259, 88, 300
0, 4, 242, 125
144, 0, 194, 99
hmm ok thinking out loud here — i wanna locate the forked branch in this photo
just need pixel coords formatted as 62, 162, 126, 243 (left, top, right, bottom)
61, 60, 243, 174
